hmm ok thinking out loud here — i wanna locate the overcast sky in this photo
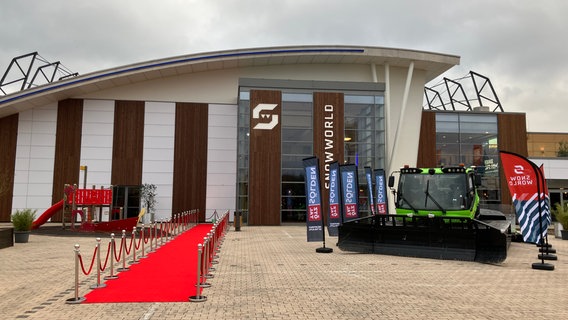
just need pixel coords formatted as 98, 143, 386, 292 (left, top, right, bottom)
1, 0, 566, 132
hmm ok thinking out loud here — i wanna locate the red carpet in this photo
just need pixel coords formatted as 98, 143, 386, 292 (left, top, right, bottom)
84, 223, 213, 303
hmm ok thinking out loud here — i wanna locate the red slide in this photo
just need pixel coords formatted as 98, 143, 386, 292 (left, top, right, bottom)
32, 200, 64, 229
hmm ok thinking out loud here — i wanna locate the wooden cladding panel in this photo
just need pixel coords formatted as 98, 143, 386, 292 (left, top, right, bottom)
51, 99, 84, 222
111, 100, 145, 186
313, 92, 344, 220
417, 111, 437, 168
172, 103, 208, 221
249, 90, 282, 225
497, 113, 528, 205
0, 114, 18, 222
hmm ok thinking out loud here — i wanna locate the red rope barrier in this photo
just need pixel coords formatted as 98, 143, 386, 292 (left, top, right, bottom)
125, 235, 133, 255
99, 242, 112, 272
78, 246, 98, 275
135, 233, 142, 250
114, 237, 123, 262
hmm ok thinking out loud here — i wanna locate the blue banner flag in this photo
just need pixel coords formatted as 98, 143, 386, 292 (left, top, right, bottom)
364, 167, 375, 215
339, 164, 359, 222
374, 169, 388, 215
303, 157, 324, 242
327, 161, 342, 236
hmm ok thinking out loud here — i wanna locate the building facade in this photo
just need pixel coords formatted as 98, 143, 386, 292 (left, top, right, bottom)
0, 45, 459, 224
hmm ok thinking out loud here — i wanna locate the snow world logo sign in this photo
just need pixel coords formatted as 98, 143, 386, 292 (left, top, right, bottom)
509, 164, 534, 187
514, 165, 525, 175
252, 103, 279, 130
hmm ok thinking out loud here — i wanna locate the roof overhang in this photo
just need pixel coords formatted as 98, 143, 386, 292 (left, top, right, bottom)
0, 45, 459, 118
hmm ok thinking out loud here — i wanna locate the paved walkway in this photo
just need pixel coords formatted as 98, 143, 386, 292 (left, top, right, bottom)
1, 223, 567, 319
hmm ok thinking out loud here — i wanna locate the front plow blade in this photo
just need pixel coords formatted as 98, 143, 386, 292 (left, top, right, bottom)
337, 215, 510, 264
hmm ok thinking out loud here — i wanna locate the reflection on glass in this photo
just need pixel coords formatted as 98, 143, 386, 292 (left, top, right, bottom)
435, 112, 500, 205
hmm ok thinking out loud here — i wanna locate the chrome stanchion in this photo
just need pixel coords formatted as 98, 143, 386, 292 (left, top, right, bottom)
160, 220, 164, 246
140, 224, 147, 259
90, 238, 107, 289
212, 229, 220, 261
149, 222, 155, 253
129, 226, 139, 265
117, 230, 130, 272
104, 233, 118, 280
189, 244, 207, 302
176, 213, 179, 233
66, 244, 86, 304
203, 235, 214, 278
165, 219, 170, 243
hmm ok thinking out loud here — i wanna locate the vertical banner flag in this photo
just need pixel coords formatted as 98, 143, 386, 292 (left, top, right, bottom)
374, 169, 388, 215
499, 151, 547, 243
364, 167, 375, 215
303, 157, 324, 242
327, 161, 342, 236
340, 164, 359, 222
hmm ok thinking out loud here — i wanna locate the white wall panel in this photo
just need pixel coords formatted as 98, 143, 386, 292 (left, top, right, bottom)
207, 162, 237, 174
82, 122, 114, 134
208, 149, 238, 161
208, 138, 237, 150
208, 126, 238, 139
143, 136, 175, 149
80, 100, 114, 187
532, 158, 568, 180
206, 104, 237, 221
12, 104, 57, 214
142, 101, 175, 222
206, 185, 236, 198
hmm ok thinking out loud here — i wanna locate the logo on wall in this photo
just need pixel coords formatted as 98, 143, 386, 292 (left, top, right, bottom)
252, 103, 279, 130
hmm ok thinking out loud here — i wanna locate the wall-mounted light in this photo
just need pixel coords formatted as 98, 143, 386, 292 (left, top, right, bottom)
344, 137, 352, 142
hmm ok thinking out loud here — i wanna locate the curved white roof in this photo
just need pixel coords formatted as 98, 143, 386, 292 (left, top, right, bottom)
0, 45, 459, 117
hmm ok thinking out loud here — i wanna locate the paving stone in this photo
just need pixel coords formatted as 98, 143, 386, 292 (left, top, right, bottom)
0, 223, 567, 319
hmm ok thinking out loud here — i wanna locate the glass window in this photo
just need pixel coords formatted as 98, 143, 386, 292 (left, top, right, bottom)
435, 112, 500, 207
236, 87, 385, 223
344, 95, 385, 216
236, 92, 250, 214
281, 94, 313, 223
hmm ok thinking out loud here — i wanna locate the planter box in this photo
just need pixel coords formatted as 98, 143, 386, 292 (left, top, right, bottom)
0, 227, 14, 249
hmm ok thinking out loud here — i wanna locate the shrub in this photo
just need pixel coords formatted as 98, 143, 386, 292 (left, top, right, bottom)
11, 209, 36, 231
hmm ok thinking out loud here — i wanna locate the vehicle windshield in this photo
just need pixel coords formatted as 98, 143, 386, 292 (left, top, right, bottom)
397, 173, 468, 211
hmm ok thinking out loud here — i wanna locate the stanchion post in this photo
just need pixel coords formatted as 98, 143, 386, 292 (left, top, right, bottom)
90, 238, 107, 289
140, 224, 147, 259
204, 235, 214, 277
160, 220, 164, 246
165, 219, 170, 242
211, 230, 219, 263
117, 230, 130, 272
130, 226, 139, 264
104, 233, 118, 280
149, 222, 155, 253
189, 244, 207, 302
66, 244, 86, 304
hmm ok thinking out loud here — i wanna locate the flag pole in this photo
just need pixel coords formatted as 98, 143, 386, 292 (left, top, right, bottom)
316, 217, 332, 253
531, 162, 555, 270
317, 161, 332, 254
534, 164, 557, 261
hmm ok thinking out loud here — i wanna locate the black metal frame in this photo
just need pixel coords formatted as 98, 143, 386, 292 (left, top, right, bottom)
424, 71, 504, 112
0, 52, 78, 95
